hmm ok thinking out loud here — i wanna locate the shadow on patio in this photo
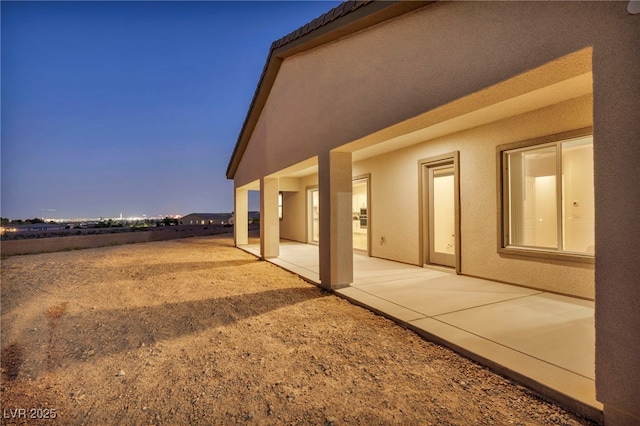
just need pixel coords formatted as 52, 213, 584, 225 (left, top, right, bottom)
240, 239, 600, 423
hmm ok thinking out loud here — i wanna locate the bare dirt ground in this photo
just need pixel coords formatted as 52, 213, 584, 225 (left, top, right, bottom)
1, 235, 597, 425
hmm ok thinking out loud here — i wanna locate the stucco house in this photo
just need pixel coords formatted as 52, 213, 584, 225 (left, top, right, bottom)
179, 213, 232, 226
228, 211, 261, 226
226, 2, 639, 424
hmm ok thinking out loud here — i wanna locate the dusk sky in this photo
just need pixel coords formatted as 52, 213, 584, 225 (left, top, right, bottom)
1, 1, 341, 220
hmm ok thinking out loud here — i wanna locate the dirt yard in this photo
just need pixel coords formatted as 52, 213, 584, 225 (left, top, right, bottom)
1, 235, 596, 425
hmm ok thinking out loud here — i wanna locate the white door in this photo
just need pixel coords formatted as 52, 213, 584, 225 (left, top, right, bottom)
428, 164, 456, 268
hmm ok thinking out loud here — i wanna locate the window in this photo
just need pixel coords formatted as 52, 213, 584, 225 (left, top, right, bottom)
278, 192, 283, 220
502, 134, 594, 257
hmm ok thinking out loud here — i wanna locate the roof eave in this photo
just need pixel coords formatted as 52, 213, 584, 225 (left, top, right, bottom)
225, 0, 436, 180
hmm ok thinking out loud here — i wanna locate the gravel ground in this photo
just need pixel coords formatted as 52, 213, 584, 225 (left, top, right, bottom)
1, 235, 598, 425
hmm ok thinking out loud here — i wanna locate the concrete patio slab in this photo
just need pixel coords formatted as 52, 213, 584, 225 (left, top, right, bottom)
239, 241, 601, 422
406, 317, 599, 420
338, 286, 427, 323
354, 274, 541, 317
435, 292, 595, 379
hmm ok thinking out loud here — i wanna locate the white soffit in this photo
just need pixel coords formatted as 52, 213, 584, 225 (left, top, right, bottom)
237, 180, 260, 191
270, 157, 318, 179
350, 72, 593, 162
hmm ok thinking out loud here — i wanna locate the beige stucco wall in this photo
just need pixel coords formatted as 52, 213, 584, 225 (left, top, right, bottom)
241, 0, 613, 298
277, 95, 595, 298
279, 174, 318, 243
233, 1, 622, 188
280, 191, 305, 242
591, 6, 640, 421
353, 94, 594, 298
233, 1, 639, 422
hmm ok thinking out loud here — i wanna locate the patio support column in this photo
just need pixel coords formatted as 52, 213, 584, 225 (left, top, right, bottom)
594, 35, 640, 426
318, 150, 353, 289
234, 187, 248, 246
260, 177, 279, 259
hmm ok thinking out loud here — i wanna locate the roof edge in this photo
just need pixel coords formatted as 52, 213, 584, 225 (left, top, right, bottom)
226, 0, 436, 180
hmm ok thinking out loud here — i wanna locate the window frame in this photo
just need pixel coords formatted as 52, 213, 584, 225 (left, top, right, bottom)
278, 192, 283, 221
497, 128, 594, 264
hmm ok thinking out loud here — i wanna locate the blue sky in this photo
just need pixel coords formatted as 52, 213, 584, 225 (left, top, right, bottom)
1, 1, 341, 219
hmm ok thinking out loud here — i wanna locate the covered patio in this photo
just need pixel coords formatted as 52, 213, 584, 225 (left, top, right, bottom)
240, 239, 599, 422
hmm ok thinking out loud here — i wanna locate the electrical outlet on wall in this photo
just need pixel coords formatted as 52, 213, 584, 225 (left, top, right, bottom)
380, 236, 385, 245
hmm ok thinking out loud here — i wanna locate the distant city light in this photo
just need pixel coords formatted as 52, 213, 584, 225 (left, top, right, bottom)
39, 213, 184, 223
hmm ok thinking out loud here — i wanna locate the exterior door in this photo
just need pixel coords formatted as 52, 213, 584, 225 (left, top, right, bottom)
427, 162, 457, 268
352, 178, 369, 253
309, 188, 320, 243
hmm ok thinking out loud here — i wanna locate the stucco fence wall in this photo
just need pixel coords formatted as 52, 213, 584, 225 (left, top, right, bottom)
0, 226, 234, 257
